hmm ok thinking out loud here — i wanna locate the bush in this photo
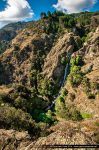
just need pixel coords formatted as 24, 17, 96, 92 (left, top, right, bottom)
12, 84, 31, 99
47, 11, 52, 18
70, 55, 84, 67
81, 113, 92, 119
68, 106, 83, 121
55, 97, 68, 119
61, 57, 66, 65
29, 69, 37, 89
71, 65, 81, 74
38, 78, 55, 97
0, 93, 11, 104
55, 97, 82, 121
9, 84, 34, 112
59, 15, 75, 28
36, 110, 55, 124
81, 36, 87, 43
61, 56, 69, 65
0, 106, 36, 133
81, 77, 90, 88
14, 45, 20, 51
61, 88, 68, 97
68, 56, 84, 87
37, 122, 50, 137
91, 82, 99, 90
59, 96, 65, 102
14, 96, 28, 110
68, 73, 83, 87
31, 96, 48, 110
87, 93, 95, 99
81, 78, 97, 99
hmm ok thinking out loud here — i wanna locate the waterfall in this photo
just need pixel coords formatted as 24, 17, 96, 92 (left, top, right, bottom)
46, 51, 72, 111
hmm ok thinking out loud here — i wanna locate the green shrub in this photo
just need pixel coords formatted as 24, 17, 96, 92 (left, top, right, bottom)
29, 69, 38, 91
81, 78, 97, 99
76, 12, 92, 26
81, 36, 86, 43
0, 93, 12, 105
81, 113, 92, 119
59, 96, 64, 102
14, 45, 20, 51
12, 84, 31, 99
14, 96, 27, 110
87, 93, 95, 99
31, 96, 48, 110
95, 121, 99, 127
68, 73, 83, 87
68, 56, 84, 87
38, 78, 56, 97
38, 110, 55, 124
91, 82, 99, 90
70, 55, 84, 67
37, 122, 50, 137
61, 88, 68, 97
59, 15, 75, 28
0, 106, 36, 133
55, 97, 82, 121
71, 65, 81, 74
61, 57, 66, 65
61, 56, 69, 66
81, 77, 90, 88
55, 97, 68, 119
68, 107, 83, 121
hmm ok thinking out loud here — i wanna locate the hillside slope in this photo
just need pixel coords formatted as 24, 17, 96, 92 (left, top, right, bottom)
0, 12, 99, 149
0, 22, 27, 54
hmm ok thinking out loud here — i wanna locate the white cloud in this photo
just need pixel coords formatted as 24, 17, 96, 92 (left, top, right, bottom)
53, 0, 97, 13
0, 0, 34, 28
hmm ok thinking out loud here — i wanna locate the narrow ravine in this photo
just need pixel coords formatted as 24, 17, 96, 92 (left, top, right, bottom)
25, 52, 73, 150
46, 51, 72, 111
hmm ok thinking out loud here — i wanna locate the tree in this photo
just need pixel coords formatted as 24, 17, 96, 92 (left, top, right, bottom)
40, 12, 47, 19
38, 78, 54, 97
68, 18, 75, 27
47, 11, 52, 18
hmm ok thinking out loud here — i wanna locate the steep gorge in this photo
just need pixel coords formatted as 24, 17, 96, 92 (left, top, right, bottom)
0, 12, 99, 149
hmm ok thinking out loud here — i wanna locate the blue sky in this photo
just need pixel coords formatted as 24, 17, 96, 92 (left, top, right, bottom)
90, 1, 99, 12
0, 0, 99, 28
0, 0, 57, 19
29, 0, 57, 20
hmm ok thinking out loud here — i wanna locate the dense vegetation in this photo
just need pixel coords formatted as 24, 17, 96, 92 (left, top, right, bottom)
39, 11, 97, 38
68, 55, 84, 87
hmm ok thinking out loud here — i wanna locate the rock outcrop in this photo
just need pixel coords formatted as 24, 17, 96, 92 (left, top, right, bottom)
65, 27, 99, 118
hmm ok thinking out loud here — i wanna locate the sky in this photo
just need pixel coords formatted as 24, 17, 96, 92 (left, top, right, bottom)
0, 0, 99, 28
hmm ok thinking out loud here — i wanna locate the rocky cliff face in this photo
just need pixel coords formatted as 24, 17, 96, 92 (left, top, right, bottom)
42, 33, 79, 78
0, 12, 99, 149
0, 28, 55, 85
64, 27, 99, 119
1, 119, 99, 149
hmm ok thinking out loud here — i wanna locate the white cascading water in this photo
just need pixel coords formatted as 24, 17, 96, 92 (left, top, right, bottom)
46, 51, 72, 111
